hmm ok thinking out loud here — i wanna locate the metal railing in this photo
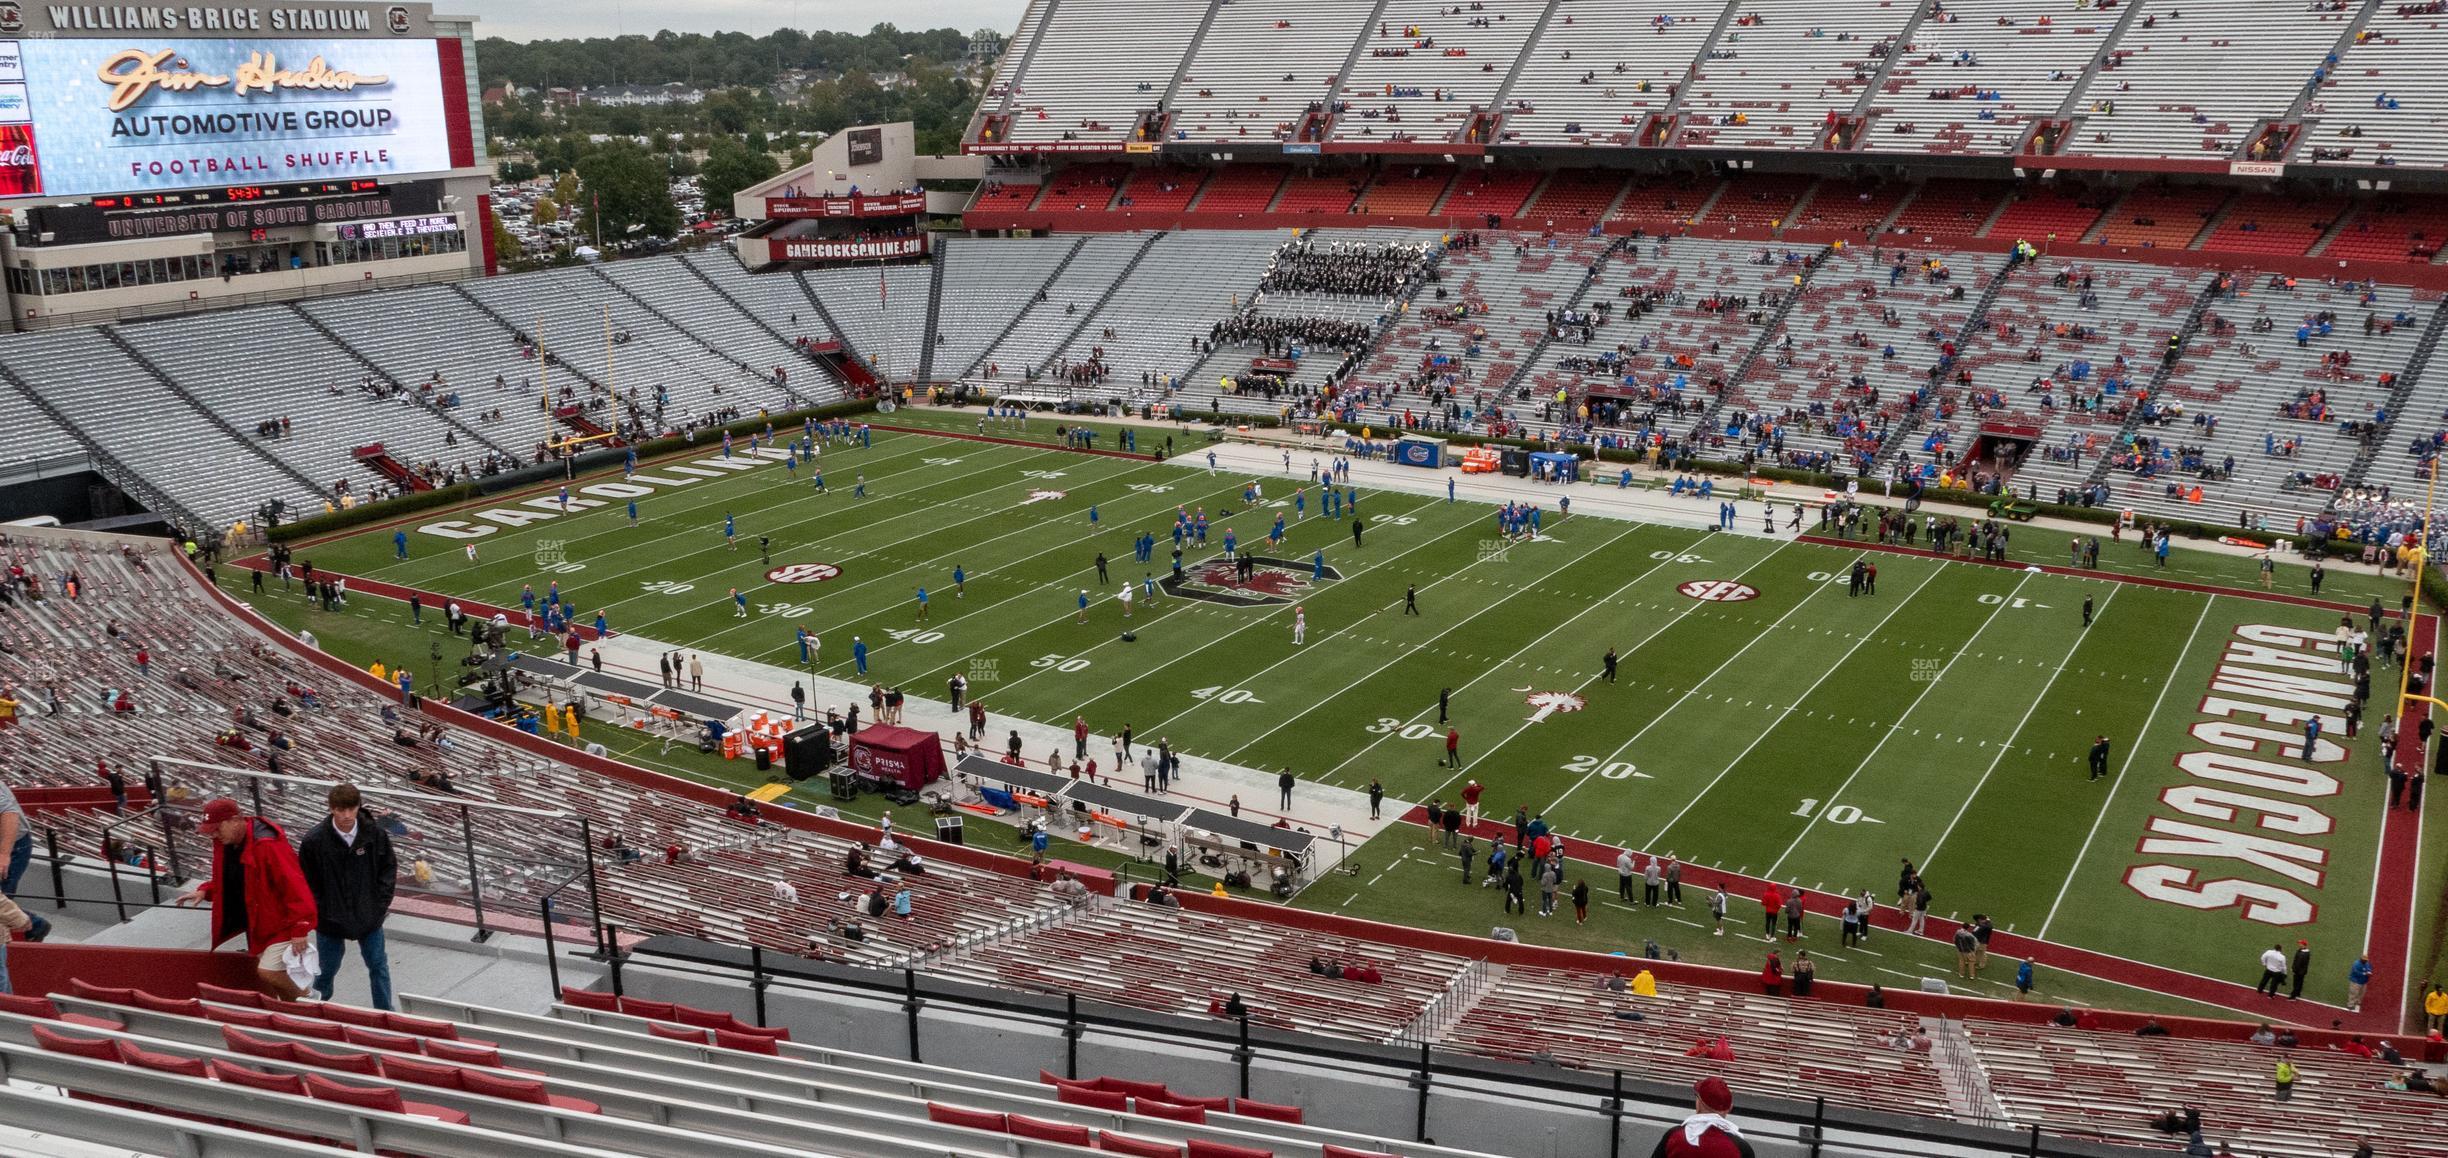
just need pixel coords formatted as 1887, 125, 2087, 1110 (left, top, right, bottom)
1388, 957, 1498, 1048
128, 756, 597, 943
586, 936, 2134, 1158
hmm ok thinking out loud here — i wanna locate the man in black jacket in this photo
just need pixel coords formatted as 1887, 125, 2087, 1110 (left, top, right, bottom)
298, 783, 398, 1010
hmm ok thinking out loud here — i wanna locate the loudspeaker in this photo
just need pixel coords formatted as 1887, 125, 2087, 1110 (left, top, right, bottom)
783, 730, 833, 781
935, 816, 964, 845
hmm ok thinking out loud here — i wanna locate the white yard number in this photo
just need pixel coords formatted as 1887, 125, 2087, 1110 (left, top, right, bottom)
541, 561, 586, 574
756, 602, 817, 618
1020, 470, 1070, 480
887, 628, 945, 644
1791, 798, 1869, 824
1977, 594, 2038, 609
1128, 484, 1174, 495
1031, 653, 1091, 673
922, 457, 965, 467
1372, 515, 1416, 526
1191, 686, 1264, 704
641, 580, 695, 595
1564, 754, 1641, 780
1368, 717, 1441, 741
1805, 571, 1853, 583
1650, 551, 1709, 564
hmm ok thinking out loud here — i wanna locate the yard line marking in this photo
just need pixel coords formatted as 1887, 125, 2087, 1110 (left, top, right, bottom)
1337, 534, 1793, 786
2037, 595, 2215, 940
1216, 519, 1650, 763
1632, 560, 1948, 846
1762, 572, 2039, 880
671, 458, 1263, 655
616, 448, 1144, 633
1919, 585, 2121, 876
369, 435, 956, 587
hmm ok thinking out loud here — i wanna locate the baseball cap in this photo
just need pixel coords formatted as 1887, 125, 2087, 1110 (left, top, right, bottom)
201, 798, 242, 825
1694, 1076, 1733, 1114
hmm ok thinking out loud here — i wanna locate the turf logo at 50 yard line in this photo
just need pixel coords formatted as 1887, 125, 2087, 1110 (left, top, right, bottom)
1678, 579, 1759, 602
767, 563, 842, 584
1161, 555, 1340, 607
410, 447, 794, 539
2122, 622, 2355, 926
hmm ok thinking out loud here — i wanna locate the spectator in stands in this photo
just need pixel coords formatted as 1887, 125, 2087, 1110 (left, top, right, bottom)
1048, 870, 1090, 904
2274, 1055, 2299, 1101
0, 887, 29, 994
1653, 1076, 1754, 1158
1760, 950, 1783, 995
2136, 1019, 2171, 1037
298, 782, 398, 1011
0, 779, 51, 944
177, 797, 318, 1000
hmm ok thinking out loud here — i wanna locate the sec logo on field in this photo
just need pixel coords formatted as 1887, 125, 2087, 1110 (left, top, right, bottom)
767, 563, 842, 584
1678, 579, 1758, 602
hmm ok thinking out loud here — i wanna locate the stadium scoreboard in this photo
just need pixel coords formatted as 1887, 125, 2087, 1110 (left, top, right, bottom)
0, 2, 474, 202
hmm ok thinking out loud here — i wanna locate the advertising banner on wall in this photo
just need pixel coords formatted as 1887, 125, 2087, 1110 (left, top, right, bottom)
775, 236, 925, 261
0, 35, 456, 197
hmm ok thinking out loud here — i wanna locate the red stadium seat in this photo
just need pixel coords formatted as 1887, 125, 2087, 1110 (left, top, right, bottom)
1010, 1115, 1095, 1145
290, 1043, 384, 1076
1059, 1083, 1132, 1110
1133, 1097, 1207, 1123
1228, 1098, 1303, 1123
196, 983, 268, 1008
119, 1043, 212, 1079
926, 1102, 1010, 1131
209, 1060, 309, 1096
559, 986, 620, 1012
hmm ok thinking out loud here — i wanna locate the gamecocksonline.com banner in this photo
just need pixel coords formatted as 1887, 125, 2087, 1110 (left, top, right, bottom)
0, 36, 452, 197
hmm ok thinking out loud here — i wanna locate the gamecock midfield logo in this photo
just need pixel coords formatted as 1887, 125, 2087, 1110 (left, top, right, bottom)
1161, 555, 1341, 607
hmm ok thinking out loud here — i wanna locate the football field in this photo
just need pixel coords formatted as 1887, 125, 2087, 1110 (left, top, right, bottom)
288, 421, 2428, 1018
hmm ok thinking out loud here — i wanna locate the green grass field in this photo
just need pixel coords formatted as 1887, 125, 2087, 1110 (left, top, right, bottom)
272, 420, 2434, 1021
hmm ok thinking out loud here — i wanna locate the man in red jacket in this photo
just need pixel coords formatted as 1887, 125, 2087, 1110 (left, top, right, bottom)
1651, 1077, 1754, 1158
178, 798, 318, 998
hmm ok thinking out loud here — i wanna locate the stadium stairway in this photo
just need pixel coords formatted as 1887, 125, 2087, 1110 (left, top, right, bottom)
94, 326, 331, 503
1690, 245, 1838, 443
2335, 298, 2448, 510
1877, 258, 2020, 477
2073, 270, 2227, 498
286, 304, 516, 461
1491, 235, 1631, 401
445, 283, 613, 395
0, 364, 202, 533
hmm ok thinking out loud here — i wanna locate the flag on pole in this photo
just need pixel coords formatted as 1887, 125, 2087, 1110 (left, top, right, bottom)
878, 260, 888, 307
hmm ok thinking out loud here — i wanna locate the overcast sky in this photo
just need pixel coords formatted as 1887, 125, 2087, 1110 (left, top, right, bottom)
455, 0, 1029, 41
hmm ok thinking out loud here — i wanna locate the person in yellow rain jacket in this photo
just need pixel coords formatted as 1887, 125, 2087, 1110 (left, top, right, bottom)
1631, 969, 1658, 998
